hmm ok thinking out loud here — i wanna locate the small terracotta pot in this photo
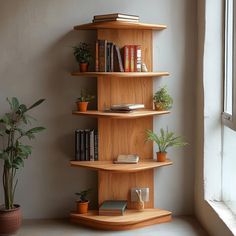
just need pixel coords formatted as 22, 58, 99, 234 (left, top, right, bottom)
154, 102, 165, 111
0, 204, 22, 235
157, 152, 167, 162
77, 102, 88, 112
79, 63, 89, 72
76, 201, 89, 214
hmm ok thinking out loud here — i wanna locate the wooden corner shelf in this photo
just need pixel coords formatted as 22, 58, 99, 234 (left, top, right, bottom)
72, 110, 170, 119
74, 21, 167, 30
71, 71, 170, 78
70, 160, 172, 173
70, 209, 172, 230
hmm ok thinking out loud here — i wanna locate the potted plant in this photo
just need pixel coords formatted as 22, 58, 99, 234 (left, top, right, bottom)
0, 97, 45, 235
76, 90, 95, 112
75, 189, 91, 214
146, 128, 187, 162
73, 42, 92, 72
153, 86, 173, 111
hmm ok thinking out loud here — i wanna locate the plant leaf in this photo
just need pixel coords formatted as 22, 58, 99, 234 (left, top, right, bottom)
27, 99, 45, 111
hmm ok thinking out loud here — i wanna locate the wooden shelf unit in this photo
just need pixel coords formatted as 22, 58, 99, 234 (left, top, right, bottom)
70, 160, 172, 172
70, 209, 171, 231
71, 71, 170, 78
70, 20, 171, 230
72, 110, 170, 119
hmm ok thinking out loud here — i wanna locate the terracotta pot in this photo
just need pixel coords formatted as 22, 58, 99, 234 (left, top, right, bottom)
0, 204, 22, 235
76, 102, 88, 112
154, 102, 165, 111
79, 63, 89, 72
157, 152, 167, 162
76, 201, 89, 214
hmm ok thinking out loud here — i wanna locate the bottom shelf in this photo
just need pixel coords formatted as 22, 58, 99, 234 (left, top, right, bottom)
70, 208, 172, 230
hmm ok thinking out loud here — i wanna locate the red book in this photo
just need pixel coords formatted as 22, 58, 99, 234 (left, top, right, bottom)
123, 45, 130, 72
134, 45, 142, 72
130, 46, 135, 72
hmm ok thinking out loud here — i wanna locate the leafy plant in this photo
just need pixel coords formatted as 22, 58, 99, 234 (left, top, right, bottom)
75, 189, 91, 202
146, 128, 187, 153
77, 89, 95, 102
0, 97, 45, 210
153, 86, 173, 110
73, 43, 92, 64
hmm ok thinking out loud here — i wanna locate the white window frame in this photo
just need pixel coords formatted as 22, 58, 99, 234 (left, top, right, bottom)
222, 0, 236, 130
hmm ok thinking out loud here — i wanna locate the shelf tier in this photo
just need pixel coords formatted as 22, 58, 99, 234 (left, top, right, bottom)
70, 160, 172, 173
74, 21, 167, 30
70, 209, 171, 230
72, 110, 170, 119
71, 71, 170, 78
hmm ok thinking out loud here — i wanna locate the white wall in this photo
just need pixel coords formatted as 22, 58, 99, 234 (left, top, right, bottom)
0, 0, 197, 219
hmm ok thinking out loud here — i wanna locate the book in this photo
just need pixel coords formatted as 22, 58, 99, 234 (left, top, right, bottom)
75, 129, 81, 161
93, 18, 139, 23
123, 45, 130, 72
98, 40, 107, 72
110, 43, 114, 72
95, 41, 99, 72
113, 154, 139, 164
89, 129, 95, 161
99, 200, 127, 216
106, 42, 113, 72
130, 45, 135, 72
94, 13, 139, 20
135, 45, 142, 72
80, 130, 85, 161
111, 103, 145, 111
85, 129, 90, 161
114, 45, 124, 72
94, 130, 98, 161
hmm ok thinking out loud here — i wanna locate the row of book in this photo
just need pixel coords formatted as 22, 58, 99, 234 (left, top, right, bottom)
75, 129, 98, 161
96, 40, 142, 72
92, 13, 139, 23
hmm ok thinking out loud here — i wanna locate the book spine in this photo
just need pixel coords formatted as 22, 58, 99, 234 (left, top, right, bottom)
94, 130, 98, 160
80, 130, 85, 161
135, 45, 142, 72
85, 129, 90, 161
106, 43, 111, 72
110, 43, 114, 72
98, 40, 107, 72
124, 45, 130, 72
130, 45, 135, 72
75, 130, 81, 161
115, 45, 124, 72
89, 129, 95, 161
95, 41, 99, 72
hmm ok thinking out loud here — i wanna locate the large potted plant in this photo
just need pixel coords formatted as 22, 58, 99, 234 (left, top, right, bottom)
75, 189, 91, 214
73, 42, 92, 72
0, 97, 45, 235
76, 90, 95, 112
146, 128, 187, 162
153, 86, 173, 111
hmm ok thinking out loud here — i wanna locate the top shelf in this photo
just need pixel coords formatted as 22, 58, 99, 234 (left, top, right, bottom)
74, 21, 167, 30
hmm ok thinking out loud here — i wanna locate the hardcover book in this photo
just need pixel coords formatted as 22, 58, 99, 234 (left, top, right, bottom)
75, 129, 81, 161
99, 200, 127, 216
114, 45, 124, 72
123, 45, 130, 72
98, 40, 107, 72
111, 103, 145, 111
94, 13, 139, 20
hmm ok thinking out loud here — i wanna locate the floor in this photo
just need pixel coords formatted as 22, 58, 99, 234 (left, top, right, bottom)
16, 217, 209, 236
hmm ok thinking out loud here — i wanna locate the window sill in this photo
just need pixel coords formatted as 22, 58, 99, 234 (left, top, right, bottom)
207, 200, 236, 235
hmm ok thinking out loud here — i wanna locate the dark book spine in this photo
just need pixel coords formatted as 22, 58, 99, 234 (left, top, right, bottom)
115, 45, 124, 72
80, 130, 85, 161
95, 41, 99, 72
85, 129, 90, 161
75, 130, 81, 161
89, 129, 95, 161
94, 130, 98, 161
110, 43, 114, 72
106, 43, 110, 72
98, 40, 107, 72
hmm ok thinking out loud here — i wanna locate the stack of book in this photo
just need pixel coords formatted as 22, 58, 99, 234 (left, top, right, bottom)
93, 13, 139, 23
75, 129, 98, 161
99, 200, 127, 216
110, 103, 145, 112
123, 45, 142, 72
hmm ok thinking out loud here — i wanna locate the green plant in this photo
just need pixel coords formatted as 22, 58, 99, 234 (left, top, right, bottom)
75, 189, 91, 202
0, 97, 45, 210
146, 128, 187, 153
153, 86, 173, 110
73, 42, 92, 64
77, 89, 95, 102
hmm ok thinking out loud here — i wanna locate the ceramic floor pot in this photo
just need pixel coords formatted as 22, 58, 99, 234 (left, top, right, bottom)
157, 152, 167, 162
76, 201, 89, 214
0, 205, 22, 235
79, 63, 89, 72
77, 102, 88, 112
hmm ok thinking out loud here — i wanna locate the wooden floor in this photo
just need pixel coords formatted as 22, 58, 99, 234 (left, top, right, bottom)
16, 217, 209, 236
